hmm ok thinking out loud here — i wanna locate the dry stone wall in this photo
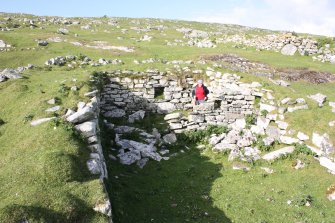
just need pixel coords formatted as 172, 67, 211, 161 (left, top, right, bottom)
100, 70, 260, 131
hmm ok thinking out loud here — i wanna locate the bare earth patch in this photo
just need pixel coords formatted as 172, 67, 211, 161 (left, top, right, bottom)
203, 54, 335, 84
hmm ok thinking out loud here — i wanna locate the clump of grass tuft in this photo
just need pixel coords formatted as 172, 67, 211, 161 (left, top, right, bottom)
23, 114, 34, 123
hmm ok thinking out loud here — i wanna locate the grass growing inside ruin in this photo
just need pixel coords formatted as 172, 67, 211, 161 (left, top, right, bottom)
104, 133, 335, 223
0, 70, 108, 222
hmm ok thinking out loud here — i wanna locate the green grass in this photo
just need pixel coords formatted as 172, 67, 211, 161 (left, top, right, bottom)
103, 134, 335, 223
1, 13, 335, 223
0, 71, 108, 222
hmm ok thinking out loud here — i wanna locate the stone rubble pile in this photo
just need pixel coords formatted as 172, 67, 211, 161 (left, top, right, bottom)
217, 33, 335, 63
44, 55, 123, 67
0, 39, 11, 51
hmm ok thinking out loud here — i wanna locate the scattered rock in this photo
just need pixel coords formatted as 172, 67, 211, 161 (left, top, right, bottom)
30, 117, 56, 126
319, 157, 335, 174
287, 104, 309, 112
93, 200, 112, 216
67, 106, 95, 123
164, 112, 183, 121
86, 158, 100, 174
280, 136, 299, 145
58, 28, 69, 34
128, 110, 145, 123
0, 69, 22, 82
75, 121, 97, 138
297, 132, 309, 141
163, 133, 177, 144
261, 167, 274, 174
45, 106, 60, 113
308, 93, 327, 107
293, 159, 305, 169
37, 40, 48, 46
262, 146, 295, 161
281, 44, 297, 56
312, 133, 334, 154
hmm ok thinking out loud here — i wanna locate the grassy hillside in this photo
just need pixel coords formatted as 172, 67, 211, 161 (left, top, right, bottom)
0, 13, 334, 223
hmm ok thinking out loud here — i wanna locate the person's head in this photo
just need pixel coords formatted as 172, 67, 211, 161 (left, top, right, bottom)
197, 79, 203, 86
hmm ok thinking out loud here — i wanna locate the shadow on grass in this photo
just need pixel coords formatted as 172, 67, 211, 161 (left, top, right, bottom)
1, 194, 99, 223
101, 117, 232, 223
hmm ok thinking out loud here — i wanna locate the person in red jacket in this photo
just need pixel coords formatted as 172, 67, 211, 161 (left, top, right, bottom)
192, 80, 209, 105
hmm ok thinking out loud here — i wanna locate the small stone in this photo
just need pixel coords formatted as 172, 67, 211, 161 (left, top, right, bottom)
261, 167, 274, 174
280, 136, 299, 145
30, 117, 56, 126
326, 185, 335, 201
297, 132, 309, 141
47, 98, 57, 105
45, 105, 60, 113
276, 121, 288, 130
293, 159, 305, 169
329, 121, 335, 127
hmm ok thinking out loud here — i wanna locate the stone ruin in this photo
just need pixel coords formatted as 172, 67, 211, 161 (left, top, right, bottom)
100, 70, 261, 132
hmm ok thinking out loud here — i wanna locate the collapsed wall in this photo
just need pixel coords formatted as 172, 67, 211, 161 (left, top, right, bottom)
100, 70, 260, 131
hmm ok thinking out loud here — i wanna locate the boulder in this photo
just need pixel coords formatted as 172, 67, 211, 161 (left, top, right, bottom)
262, 146, 295, 161
163, 133, 177, 144
86, 159, 101, 174
308, 93, 327, 107
118, 150, 141, 165
155, 102, 176, 114
281, 44, 297, 56
128, 110, 145, 123
169, 123, 183, 130
164, 112, 183, 121
93, 200, 112, 217
312, 133, 334, 154
256, 117, 270, 130
67, 106, 95, 123
75, 121, 97, 138
0, 69, 22, 80
260, 103, 277, 112
58, 28, 69, 34
266, 126, 281, 140
188, 114, 205, 123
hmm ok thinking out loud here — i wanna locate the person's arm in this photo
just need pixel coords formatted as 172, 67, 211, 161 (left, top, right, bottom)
204, 86, 209, 100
